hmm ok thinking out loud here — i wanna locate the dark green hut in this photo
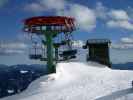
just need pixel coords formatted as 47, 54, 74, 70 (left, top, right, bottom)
83, 39, 111, 67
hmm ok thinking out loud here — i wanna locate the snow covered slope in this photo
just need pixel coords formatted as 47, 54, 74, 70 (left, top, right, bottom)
1, 62, 133, 100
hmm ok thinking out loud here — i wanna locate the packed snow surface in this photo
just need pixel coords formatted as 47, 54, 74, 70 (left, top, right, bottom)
1, 62, 133, 100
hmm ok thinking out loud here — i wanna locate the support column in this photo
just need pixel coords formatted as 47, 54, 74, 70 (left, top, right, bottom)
55, 47, 59, 63
45, 32, 56, 73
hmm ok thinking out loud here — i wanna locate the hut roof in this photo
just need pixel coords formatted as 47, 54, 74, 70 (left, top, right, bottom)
86, 39, 111, 44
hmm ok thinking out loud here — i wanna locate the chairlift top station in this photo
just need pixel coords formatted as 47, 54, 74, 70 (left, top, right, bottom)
23, 16, 76, 74
24, 16, 75, 33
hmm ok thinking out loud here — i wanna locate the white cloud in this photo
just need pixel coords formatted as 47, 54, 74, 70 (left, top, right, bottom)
121, 37, 133, 44
0, 49, 24, 55
0, 42, 27, 49
3, 49, 24, 54
24, 1, 133, 31
95, 4, 133, 31
109, 10, 129, 20
94, 3, 133, 31
95, 2, 108, 19
24, 0, 96, 31
0, 41, 28, 55
40, 0, 65, 11
111, 36, 133, 49
24, 3, 44, 12
61, 4, 96, 31
107, 20, 133, 30
127, 6, 133, 18
107, 9, 133, 30
111, 43, 133, 49
24, 0, 65, 13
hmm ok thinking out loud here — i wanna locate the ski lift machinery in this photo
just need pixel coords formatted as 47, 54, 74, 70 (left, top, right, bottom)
23, 16, 77, 74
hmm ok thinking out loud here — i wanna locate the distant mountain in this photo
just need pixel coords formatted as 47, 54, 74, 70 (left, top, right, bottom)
0, 64, 48, 98
112, 62, 133, 70
0, 64, 8, 68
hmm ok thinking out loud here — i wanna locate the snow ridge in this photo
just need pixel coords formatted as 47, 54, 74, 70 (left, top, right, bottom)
1, 62, 133, 100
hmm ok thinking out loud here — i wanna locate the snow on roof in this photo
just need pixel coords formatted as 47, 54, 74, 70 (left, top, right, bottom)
7, 90, 14, 94
1, 62, 133, 100
87, 39, 111, 44
20, 70, 29, 74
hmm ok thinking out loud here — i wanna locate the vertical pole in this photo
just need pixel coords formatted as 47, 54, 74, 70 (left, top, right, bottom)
55, 47, 58, 63
108, 43, 111, 68
45, 32, 56, 73
34, 42, 37, 56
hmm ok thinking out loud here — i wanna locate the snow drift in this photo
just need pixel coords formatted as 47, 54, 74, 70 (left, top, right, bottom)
1, 62, 133, 100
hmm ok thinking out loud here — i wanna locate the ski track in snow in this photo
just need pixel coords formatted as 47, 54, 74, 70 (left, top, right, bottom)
1, 62, 133, 100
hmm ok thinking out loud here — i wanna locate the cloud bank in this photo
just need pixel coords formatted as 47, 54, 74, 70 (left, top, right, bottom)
0, 41, 27, 55
107, 10, 133, 30
24, 1, 133, 31
121, 37, 133, 44
24, 0, 96, 31
111, 36, 133, 49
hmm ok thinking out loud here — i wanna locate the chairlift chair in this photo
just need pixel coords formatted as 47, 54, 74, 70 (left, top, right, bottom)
59, 33, 77, 60
59, 49, 77, 60
29, 41, 43, 60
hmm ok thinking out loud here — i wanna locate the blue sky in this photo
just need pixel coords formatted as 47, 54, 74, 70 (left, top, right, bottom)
0, 0, 133, 41
0, 0, 133, 65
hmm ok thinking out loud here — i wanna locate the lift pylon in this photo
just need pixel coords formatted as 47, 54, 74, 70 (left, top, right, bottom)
23, 16, 76, 74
